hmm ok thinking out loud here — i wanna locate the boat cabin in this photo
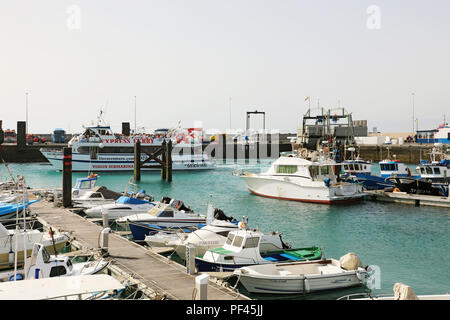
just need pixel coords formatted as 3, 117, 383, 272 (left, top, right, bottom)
25, 243, 75, 279
72, 175, 98, 197
342, 160, 372, 175
379, 160, 413, 178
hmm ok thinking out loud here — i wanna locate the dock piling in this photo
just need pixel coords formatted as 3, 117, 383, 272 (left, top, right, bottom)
134, 140, 141, 181
62, 147, 72, 208
161, 140, 167, 180
166, 140, 172, 182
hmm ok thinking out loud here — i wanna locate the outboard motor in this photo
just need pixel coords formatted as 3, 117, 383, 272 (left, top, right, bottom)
161, 196, 172, 204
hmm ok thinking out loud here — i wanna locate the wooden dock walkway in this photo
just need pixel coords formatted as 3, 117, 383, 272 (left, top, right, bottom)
366, 190, 450, 208
32, 200, 249, 300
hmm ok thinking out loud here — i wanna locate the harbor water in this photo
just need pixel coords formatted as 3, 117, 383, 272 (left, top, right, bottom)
1, 161, 449, 299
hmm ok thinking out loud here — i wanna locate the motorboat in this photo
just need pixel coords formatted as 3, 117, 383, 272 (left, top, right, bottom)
0, 223, 69, 270
195, 228, 322, 272
0, 199, 40, 220
237, 154, 365, 204
118, 200, 206, 243
146, 218, 240, 260
415, 144, 450, 184
84, 194, 156, 219
40, 111, 215, 172
341, 159, 395, 190
233, 257, 368, 295
0, 243, 109, 281
386, 176, 448, 197
72, 175, 123, 208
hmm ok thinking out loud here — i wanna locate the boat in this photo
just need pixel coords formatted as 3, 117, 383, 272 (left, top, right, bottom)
118, 199, 207, 243
72, 174, 123, 208
0, 243, 109, 281
0, 223, 69, 270
233, 257, 368, 295
84, 191, 156, 219
415, 143, 450, 184
40, 111, 215, 172
237, 153, 365, 204
385, 176, 448, 197
0, 199, 39, 220
0, 274, 125, 300
146, 218, 240, 260
341, 159, 395, 190
338, 283, 450, 300
195, 228, 322, 272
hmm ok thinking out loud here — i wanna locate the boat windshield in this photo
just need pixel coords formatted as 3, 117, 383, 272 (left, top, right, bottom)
276, 165, 298, 174
232, 236, 244, 248
243, 237, 259, 249
225, 233, 235, 245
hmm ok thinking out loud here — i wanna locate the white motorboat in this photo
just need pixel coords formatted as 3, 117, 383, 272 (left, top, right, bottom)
234, 258, 368, 295
238, 154, 365, 204
84, 195, 156, 219
0, 243, 109, 281
40, 111, 215, 172
117, 199, 206, 243
195, 228, 322, 272
0, 223, 69, 270
145, 218, 239, 260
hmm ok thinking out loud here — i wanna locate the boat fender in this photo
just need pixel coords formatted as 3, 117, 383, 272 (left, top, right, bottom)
356, 270, 364, 281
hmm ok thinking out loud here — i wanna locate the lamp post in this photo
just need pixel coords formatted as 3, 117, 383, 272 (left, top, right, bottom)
411, 92, 415, 135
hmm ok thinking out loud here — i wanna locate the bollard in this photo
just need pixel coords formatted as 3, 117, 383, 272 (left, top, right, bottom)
100, 227, 111, 256
195, 274, 210, 300
102, 209, 109, 228
134, 140, 141, 182
186, 244, 197, 275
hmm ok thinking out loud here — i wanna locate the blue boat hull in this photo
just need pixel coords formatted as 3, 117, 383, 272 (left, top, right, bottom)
128, 222, 204, 243
0, 200, 39, 218
343, 173, 395, 190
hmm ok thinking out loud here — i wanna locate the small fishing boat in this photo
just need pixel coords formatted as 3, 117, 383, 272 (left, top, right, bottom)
195, 228, 321, 272
341, 159, 395, 190
0, 243, 109, 281
233, 257, 368, 295
415, 144, 450, 184
237, 154, 365, 204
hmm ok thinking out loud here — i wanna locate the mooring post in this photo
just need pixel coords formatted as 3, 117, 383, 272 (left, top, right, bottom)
161, 140, 167, 180
134, 140, 141, 181
62, 147, 72, 208
166, 139, 172, 182
17, 121, 26, 150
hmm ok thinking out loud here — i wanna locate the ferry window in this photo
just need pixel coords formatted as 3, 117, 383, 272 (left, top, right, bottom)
225, 234, 235, 245
433, 168, 440, 174
49, 266, 67, 277
276, 165, 298, 174
232, 236, 244, 248
320, 166, 329, 175
426, 167, 433, 174
420, 168, 425, 174
243, 237, 259, 249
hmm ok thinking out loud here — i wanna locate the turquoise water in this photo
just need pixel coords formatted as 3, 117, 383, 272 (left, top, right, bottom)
1, 161, 449, 299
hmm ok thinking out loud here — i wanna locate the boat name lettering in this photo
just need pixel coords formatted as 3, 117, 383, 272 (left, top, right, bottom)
102, 138, 154, 144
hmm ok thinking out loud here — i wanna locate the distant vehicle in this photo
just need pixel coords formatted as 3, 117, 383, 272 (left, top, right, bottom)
26, 134, 46, 145
4, 130, 16, 143
52, 128, 66, 143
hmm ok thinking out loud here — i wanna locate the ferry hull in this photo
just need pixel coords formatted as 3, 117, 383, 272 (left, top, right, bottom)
241, 175, 364, 205
41, 151, 215, 172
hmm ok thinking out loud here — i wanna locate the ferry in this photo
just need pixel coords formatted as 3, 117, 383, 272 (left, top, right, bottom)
40, 113, 215, 172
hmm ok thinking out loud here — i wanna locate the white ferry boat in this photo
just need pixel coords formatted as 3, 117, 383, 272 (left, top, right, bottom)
40, 114, 215, 172
237, 153, 365, 204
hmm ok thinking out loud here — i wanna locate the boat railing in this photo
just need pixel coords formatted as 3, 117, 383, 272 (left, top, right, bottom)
336, 292, 393, 300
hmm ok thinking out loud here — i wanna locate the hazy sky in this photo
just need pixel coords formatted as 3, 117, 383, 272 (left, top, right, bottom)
1, 0, 449, 134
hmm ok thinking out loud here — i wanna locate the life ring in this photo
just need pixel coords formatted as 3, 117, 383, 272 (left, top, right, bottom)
176, 133, 185, 144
